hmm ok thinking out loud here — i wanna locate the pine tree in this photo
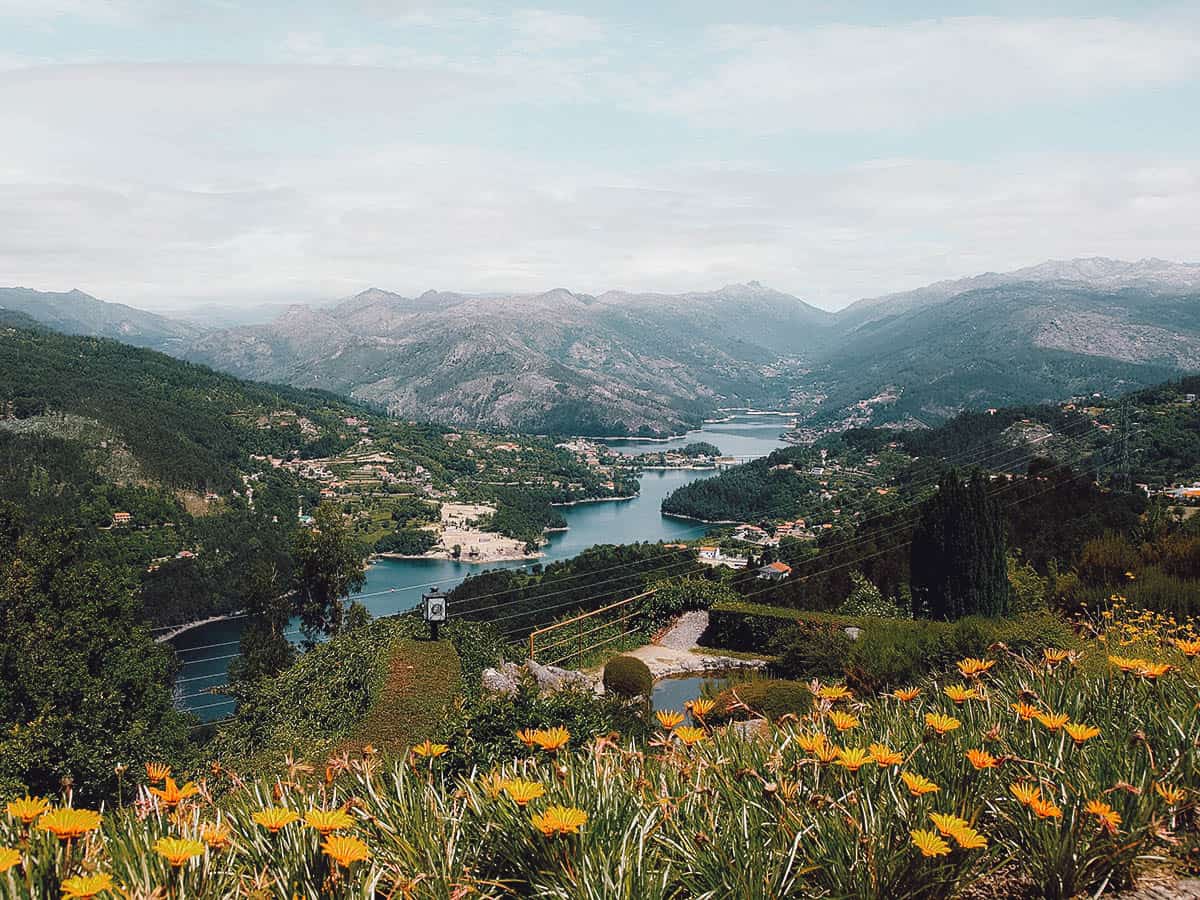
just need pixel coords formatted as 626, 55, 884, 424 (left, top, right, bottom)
910, 471, 1009, 620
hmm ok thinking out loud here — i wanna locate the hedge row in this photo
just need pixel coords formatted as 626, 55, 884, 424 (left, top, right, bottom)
700, 601, 859, 653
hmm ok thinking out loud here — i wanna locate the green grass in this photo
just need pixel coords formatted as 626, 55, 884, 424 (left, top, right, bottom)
348, 638, 461, 757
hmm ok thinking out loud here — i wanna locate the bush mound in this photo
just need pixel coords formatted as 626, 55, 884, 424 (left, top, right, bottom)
602, 655, 653, 698
706, 678, 808, 724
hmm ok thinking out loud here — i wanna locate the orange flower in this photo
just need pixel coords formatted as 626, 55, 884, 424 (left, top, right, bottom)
1064, 723, 1100, 745
149, 777, 200, 808
1011, 702, 1039, 721
674, 726, 707, 747
956, 657, 995, 678
531, 805, 587, 837
5, 795, 49, 825
1085, 799, 1121, 834
1173, 638, 1200, 658
1010, 783, 1041, 806
655, 710, 685, 730
892, 687, 921, 702
304, 808, 355, 834
924, 712, 961, 735
827, 711, 859, 732
1108, 655, 1147, 673
516, 728, 538, 749
943, 684, 978, 704
200, 822, 232, 850
37, 808, 101, 840
501, 779, 546, 806
1035, 711, 1069, 733
154, 837, 204, 867
1043, 648, 1071, 665
322, 834, 371, 868
1030, 797, 1063, 820
812, 741, 840, 765
929, 812, 969, 837
687, 697, 715, 719
951, 826, 988, 850
816, 684, 853, 703
911, 829, 951, 857
532, 727, 571, 753
797, 732, 828, 754
252, 807, 300, 833
869, 743, 904, 767
411, 740, 449, 760
965, 748, 999, 770
145, 762, 171, 783
0, 848, 20, 874
60, 874, 115, 899
1136, 662, 1171, 681
901, 771, 939, 796
1155, 783, 1187, 805
834, 748, 872, 772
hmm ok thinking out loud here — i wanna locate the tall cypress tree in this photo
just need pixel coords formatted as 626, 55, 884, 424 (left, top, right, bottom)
910, 470, 1009, 620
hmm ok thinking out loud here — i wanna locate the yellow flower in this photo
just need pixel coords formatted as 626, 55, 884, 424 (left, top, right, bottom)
869, 743, 904, 767
532, 727, 571, 753
901, 771, 940, 796
1010, 783, 1041, 806
951, 826, 988, 849
1173, 638, 1200, 658
1155, 783, 1187, 805
674, 726, 707, 747
145, 762, 171, 783
516, 728, 538, 749
1043, 648, 1071, 664
892, 687, 921, 702
687, 697, 715, 719
827, 710, 859, 732
60, 874, 115, 899
411, 740, 450, 759
965, 748, 998, 770
1035, 711, 1069, 733
1085, 799, 1122, 834
5, 795, 49, 824
1011, 702, 1039, 721
322, 834, 371, 868
797, 732, 828, 754
1064, 723, 1100, 745
252, 807, 300, 833
812, 741, 840, 765
1030, 797, 1063, 820
200, 822, 232, 850
1108, 655, 1147, 673
1136, 662, 1171, 681
956, 657, 995, 678
148, 777, 200, 808
943, 684, 978, 704
154, 837, 204, 867
834, 748, 872, 772
911, 829, 951, 857
501, 779, 546, 806
929, 812, 969, 837
655, 710, 685, 730
37, 808, 102, 840
532, 805, 588, 837
816, 684, 853, 702
924, 712, 961, 735
304, 808, 355, 834
0, 848, 20, 874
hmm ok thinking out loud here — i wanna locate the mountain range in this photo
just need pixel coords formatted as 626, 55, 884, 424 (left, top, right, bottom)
4, 258, 1198, 434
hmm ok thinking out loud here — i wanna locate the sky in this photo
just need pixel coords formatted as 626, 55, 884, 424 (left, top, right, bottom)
2, 1, 1198, 312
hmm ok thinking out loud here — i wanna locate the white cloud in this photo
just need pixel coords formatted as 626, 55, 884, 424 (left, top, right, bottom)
654, 17, 1200, 132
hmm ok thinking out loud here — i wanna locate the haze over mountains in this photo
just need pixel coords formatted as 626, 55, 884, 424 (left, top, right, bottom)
4, 257, 1198, 435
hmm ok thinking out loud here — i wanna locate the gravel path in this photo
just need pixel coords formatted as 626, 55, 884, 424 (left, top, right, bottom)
1116, 880, 1200, 899
656, 610, 709, 650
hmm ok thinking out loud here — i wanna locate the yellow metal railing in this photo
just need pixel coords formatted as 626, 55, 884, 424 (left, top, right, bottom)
528, 589, 656, 666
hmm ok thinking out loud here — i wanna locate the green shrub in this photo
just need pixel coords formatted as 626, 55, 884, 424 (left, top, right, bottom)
707, 678, 809, 724
701, 601, 857, 652
603, 655, 653, 698
770, 620, 853, 680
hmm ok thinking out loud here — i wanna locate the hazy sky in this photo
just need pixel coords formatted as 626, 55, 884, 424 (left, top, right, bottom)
2, 1, 1198, 311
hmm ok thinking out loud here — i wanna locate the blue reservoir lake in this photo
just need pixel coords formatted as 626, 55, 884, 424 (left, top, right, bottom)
172, 414, 791, 719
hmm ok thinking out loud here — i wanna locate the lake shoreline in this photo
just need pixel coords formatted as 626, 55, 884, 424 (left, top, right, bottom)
661, 511, 741, 525
156, 613, 240, 643
551, 494, 637, 506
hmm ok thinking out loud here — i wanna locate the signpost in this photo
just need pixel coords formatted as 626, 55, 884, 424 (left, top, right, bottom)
422, 587, 446, 640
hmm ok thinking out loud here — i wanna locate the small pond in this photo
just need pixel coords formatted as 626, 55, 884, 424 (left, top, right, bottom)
650, 669, 760, 714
